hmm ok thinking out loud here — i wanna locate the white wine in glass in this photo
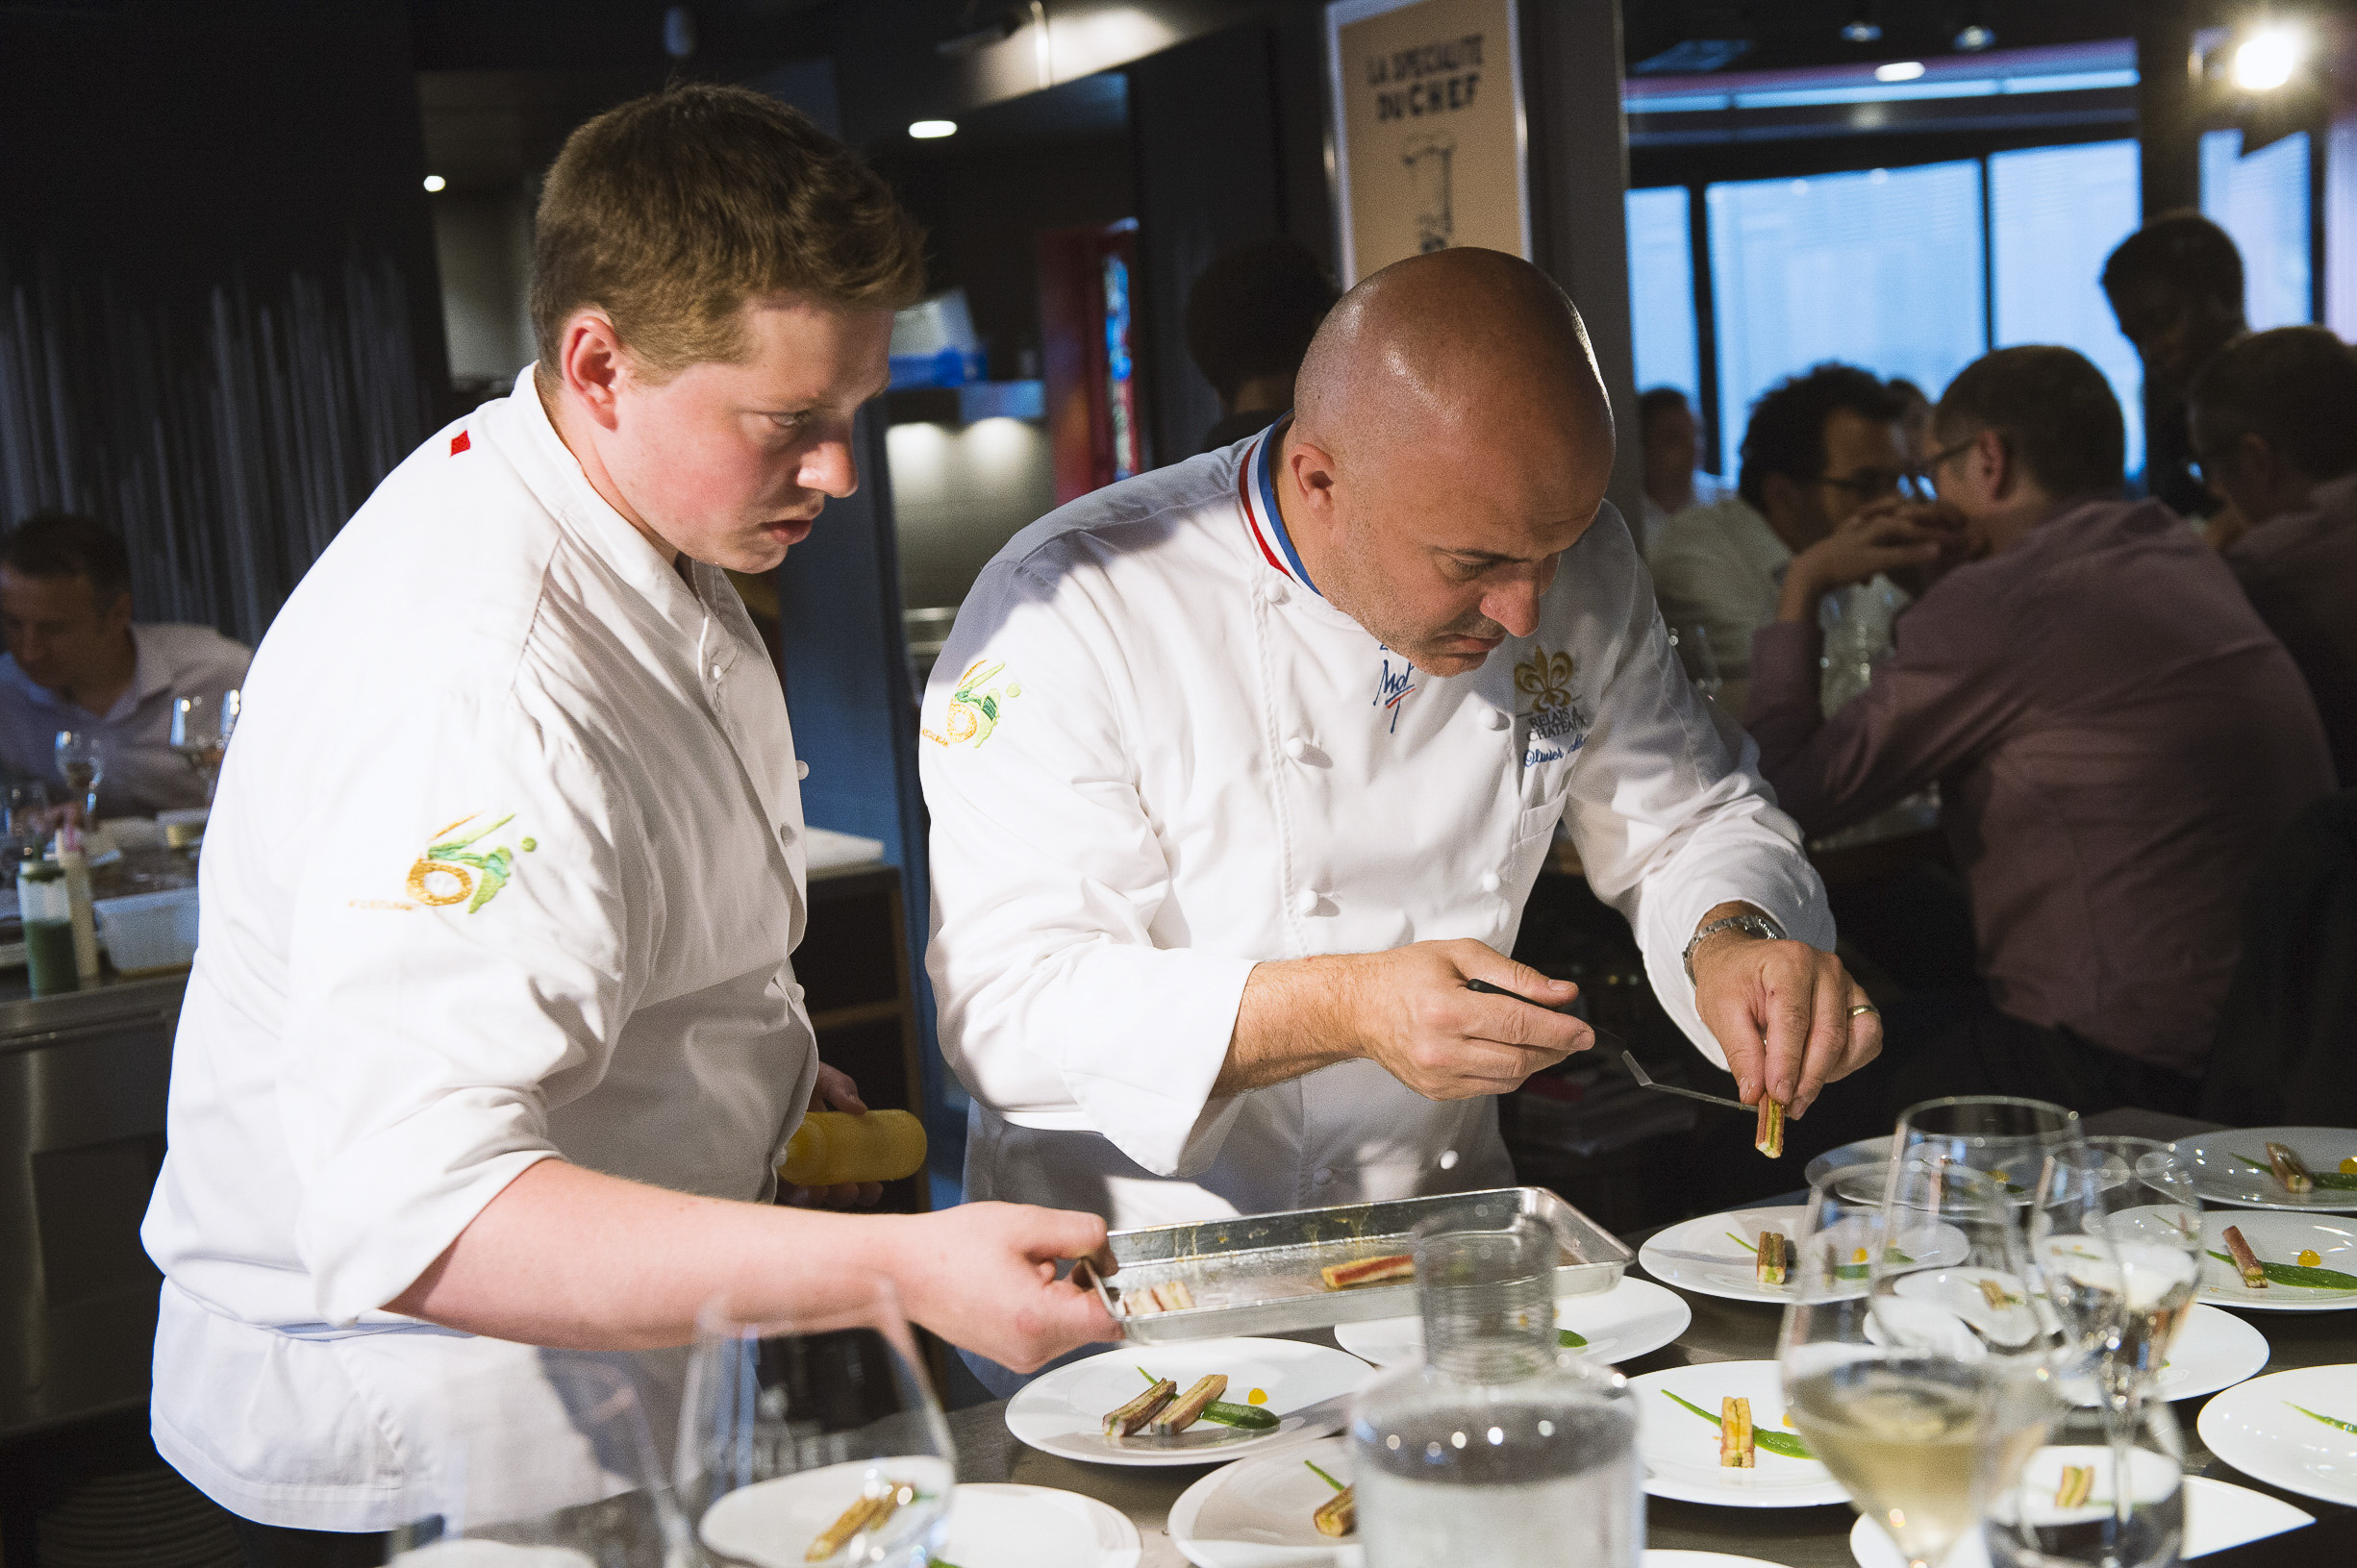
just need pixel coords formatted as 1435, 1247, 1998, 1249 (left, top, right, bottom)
54, 729, 102, 824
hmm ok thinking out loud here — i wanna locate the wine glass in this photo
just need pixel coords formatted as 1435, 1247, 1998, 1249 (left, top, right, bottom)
1781, 1159, 2066, 1568
1984, 1393, 2188, 1568
170, 696, 229, 801
4, 780, 51, 861
2032, 1137, 2203, 1408
53, 730, 102, 824
386, 1353, 688, 1566
679, 1280, 955, 1568
1672, 622, 1723, 703
1894, 1096, 2083, 1207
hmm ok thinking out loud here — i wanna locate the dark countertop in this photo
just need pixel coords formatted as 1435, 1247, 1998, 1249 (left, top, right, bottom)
0, 965, 186, 1053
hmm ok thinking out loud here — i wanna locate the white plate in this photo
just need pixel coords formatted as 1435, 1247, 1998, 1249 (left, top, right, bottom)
2074, 1304, 2268, 1404
1625, 1360, 1849, 1507
1639, 1207, 1811, 1306
697, 1455, 954, 1568
1006, 1338, 1375, 1468
1847, 1473, 2313, 1565
2177, 1128, 2357, 1213
1334, 1277, 1691, 1369
1644, 1555, 1792, 1567
2196, 1211, 2357, 1310
938, 1483, 1141, 1568
2199, 1363, 2357, 1508
1804, 1134, 1893, 1190
1166, 1433, 1358, 1567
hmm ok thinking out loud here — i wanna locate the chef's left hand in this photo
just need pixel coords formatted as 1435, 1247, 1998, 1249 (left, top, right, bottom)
1690, 921, 1880, 1119
784, 1062, 886, 1209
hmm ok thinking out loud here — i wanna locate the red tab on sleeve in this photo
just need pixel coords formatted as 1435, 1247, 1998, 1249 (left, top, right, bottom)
449, 430, 471, 456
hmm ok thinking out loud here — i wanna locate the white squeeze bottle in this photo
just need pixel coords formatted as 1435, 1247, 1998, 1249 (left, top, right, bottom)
56, 821, 99, 983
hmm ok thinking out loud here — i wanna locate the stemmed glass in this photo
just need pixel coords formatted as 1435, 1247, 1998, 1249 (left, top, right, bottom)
170, 689, 238, 802
53, 730, 101, 824
1894, 1096, 2084, 1204
679, 1280, 955, 1568
1780, 1159, 2069, 1568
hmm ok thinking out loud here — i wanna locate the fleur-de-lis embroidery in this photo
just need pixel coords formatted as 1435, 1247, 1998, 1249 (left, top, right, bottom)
1515, 649, 1576, 710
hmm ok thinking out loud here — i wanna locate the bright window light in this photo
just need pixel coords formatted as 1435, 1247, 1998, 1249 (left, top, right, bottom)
2231, 29, 2301, 92
909, 119, 959, 139
1875, 61, 1926, 82
422, 174, 446, 193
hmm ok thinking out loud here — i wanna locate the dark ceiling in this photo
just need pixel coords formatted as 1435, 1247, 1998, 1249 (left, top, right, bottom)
1620, 0, 2153, 75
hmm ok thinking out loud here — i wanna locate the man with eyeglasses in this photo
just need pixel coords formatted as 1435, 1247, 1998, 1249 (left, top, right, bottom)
1743, 345, 2330, 1122
1648, 364, 1915, 715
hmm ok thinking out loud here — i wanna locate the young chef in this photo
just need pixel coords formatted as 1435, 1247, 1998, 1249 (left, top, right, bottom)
924, 249, 1878, 1387
140, 86, 1117, 1561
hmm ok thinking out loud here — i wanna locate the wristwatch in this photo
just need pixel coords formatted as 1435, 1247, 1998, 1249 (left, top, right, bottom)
1683, 911, 1787, 983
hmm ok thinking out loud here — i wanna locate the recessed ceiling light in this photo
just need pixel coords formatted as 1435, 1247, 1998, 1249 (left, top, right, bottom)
1954, 24, 1995, 51
909, 119, 958, 139
1840, 20, 1883, 43
422, 174, 446, 193
1875, 61, 1926, 82
2231, 28, 2301, 91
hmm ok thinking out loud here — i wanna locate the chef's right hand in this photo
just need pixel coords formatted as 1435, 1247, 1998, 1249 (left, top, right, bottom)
1354, 939, 1592, 1100
890, 1202, 1123, 1372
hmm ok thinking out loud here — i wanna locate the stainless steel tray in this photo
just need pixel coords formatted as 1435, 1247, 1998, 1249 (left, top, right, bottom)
1082, 1186, 1632, 1344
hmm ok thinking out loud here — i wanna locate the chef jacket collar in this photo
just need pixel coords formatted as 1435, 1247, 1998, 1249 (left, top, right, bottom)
1239, 417, 1319, 596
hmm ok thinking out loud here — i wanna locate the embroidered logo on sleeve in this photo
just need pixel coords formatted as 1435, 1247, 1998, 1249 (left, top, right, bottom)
922, 659, 1022, 748
402, 812, 537, 912
1514, 647, 1591, 768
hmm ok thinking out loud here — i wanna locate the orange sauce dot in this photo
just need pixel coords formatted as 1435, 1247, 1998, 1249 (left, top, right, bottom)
1247, 1388, 1268, 1405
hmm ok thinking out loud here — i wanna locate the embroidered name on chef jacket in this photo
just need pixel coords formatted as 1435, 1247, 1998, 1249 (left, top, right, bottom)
1374, 653, 1417, 734
1515, 647, 1590, 768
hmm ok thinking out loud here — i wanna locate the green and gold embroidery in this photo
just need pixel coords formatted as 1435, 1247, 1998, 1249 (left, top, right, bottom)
406, 812, 535, 912
922, 659, 1022, 748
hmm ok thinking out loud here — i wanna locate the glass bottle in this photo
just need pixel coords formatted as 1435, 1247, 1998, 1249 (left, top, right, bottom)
1350, 1215, 1642, 1567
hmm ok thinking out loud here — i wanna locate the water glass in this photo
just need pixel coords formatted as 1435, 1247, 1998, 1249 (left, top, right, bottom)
679, 1280, 955, 1568
53, 730, 102, 823
1985, 1399, 2186, 1568
2031, 1137, 2203, 1409
170, 692, 235, 801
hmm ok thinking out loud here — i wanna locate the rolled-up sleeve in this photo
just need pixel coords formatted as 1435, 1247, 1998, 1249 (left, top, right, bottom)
922, 561, 1257, 1179
1568, 559, 1835, 1070
276, 692, 643, 1325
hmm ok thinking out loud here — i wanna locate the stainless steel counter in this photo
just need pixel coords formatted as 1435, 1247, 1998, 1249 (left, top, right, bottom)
0, 967, 187, 1436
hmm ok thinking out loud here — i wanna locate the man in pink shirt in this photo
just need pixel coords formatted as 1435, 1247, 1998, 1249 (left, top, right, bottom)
1745, 346, 2331, 1119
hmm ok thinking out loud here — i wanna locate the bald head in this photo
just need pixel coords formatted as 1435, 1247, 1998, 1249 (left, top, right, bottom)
1270, 248, 1618, 676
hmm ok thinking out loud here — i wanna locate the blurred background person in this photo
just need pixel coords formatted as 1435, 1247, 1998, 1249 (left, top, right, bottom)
2102, 211, 2248, 524
2192, 325, 2357, 784
1745, 345, 2331, 1123
1648, 363, 1908, 714
1635, 386, 1730, 553
1183, 236, 1340, 453
0, 510, 249, 818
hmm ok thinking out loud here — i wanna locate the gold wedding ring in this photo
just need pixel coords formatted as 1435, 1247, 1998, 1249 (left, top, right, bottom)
1847, 1003, 1880, 1018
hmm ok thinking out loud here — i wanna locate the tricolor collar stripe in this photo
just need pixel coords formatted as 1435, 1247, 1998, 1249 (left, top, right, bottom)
1240, 425, 1317, 594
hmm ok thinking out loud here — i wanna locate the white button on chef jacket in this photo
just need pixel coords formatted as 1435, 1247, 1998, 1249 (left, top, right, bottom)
138, 366, 819, 1531
922, 425, 1832, 1233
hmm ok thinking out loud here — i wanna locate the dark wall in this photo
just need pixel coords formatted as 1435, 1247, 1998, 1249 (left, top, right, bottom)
0, 0, 448, 645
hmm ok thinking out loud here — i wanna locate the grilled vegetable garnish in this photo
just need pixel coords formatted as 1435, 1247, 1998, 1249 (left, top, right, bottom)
1306, 1459, 1354, 1537
1321, 1253, 1416, 1290
1105, 1377, 1176, 1436
2223, 1225, 2269, 1289
1719, 1396, 1755, 1468
2054, 1465, 2094, 1508
1755, 1098, 1785, 1158
1148, 1375, 1228, 1434
808, 1481, 915, 1561
2268, 1141, 2318, 1195
1755, 1231, 1791, 1286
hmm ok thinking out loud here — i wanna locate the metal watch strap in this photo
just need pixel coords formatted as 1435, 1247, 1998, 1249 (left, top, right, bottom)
1682, 912, 1787, 983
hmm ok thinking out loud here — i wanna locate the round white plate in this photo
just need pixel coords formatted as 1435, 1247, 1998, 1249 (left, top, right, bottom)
1006, 1338, 1375, 1468
1804, 1134, 1893, 1190
1166, 1433, 1357, 1567
2199, 1363, 2357, 1508
697, 1455, 954, 1568
2072, 1304, 2268, 1404
2177, 1128, 2357, 1213
1334, 1277, 1692, 1369
1625, 1360, 1849, 1508
1847, 1473, 2314, 1565
938, 1483, 1141, 1568
1644, 1554, 1793, 1567
2196, 1211, 2357, 1310
1639, 1207, 1810, 1306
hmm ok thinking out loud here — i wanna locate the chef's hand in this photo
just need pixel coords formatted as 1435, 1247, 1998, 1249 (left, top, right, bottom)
1689, 910, 1880, 1119
783, 1063, 886, 1210
889, 1202, 1123, 1372
1356, 939, 1592, 1100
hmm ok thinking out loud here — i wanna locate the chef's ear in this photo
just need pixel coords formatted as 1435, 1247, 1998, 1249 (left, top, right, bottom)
1283, 435, 1343, 525
554, 309, 631, 429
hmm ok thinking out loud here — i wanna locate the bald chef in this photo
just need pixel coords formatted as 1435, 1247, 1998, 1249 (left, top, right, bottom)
923, 250, 1880, 1386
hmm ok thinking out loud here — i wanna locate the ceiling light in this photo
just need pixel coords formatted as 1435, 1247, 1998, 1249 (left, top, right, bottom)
1840, 20, 1883, 43
1875, 61, 1926, 82
422, 174, 446, 193
2231, 28, 2301, 91
1954, 23, 1994, 51
909, 119, 959, 139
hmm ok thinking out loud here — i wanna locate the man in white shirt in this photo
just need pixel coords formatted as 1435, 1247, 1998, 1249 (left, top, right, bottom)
924, 250, 1880, 1389
1649, 364, 1910, 713
0, 510, 249, 816
1635, 386, 1731, 554
142, 87, 1116, 1564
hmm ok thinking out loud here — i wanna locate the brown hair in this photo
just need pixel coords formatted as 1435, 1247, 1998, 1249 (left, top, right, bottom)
531, 84, 925, 381
1935, 346, 2125, 503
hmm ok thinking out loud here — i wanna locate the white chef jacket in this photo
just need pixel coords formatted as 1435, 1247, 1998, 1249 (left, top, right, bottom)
923, 427, 1833, 1232
139, 366, 818, 1531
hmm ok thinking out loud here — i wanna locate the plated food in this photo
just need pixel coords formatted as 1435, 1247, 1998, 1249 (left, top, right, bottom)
2195, 1211, 2357, 1309
2176, 1128, 2357, 1214
1304, 1457, 1354, 1536
1755, 1097, 1784, 1158
1166, 1434, 1356, 1565
1333, 1275, 1692, 1369
2199, 1364, 2357, 1508
1101, 1368, 1278, 1439
1625, 1362, 1846, 1508
695, 1456, 955, 1568
1638, 1207, 1811, 1306
1008, 1338, 1375, 1468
